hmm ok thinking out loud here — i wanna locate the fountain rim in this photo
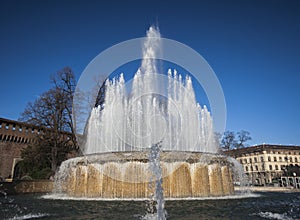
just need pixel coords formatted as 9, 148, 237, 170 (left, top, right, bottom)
67, 150, 230, 165
82, 150, 224, 156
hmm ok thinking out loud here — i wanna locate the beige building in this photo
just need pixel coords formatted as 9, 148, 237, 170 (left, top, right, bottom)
226, 144, 300, 187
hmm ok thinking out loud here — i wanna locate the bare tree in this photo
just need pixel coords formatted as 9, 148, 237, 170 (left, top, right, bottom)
234, 130, 252, 149
19, 67, 78, 175
221, 131, 236, 150
51, 67, 78, 149
220, 130, 252, 151
90, 75, 107, 108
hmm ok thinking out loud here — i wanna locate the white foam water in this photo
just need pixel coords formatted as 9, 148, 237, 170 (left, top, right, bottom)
8, 213, 49, 220
255, 211, 293, 220
41, 192, 260, 201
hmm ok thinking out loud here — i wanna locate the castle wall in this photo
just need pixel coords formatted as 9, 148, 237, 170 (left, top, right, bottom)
0, 118, 38, 179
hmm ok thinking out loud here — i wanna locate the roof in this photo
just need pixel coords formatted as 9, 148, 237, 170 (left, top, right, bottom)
0, 117, 72, 135
0, 117, 38, 129
224, 144, 300, 157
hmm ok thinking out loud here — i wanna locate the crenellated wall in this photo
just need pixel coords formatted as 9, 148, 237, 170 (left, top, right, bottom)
0, 118, 40, 179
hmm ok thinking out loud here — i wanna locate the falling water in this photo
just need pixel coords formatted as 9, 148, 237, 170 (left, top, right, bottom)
227, 157, 251, 193
146, 142, 166, 220
84, 26, 216, 155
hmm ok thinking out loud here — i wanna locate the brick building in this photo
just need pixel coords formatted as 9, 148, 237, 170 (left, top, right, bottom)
0, 117, 41, 180
0, 117, 77, 181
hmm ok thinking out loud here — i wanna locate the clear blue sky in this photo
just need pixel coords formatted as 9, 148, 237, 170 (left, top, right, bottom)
1, 0, 299, 146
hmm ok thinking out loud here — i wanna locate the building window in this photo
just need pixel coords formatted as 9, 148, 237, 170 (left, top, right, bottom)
295, 157, 298, 163
251, 166, 253, 171
255, 165, 258, 171
275, 165, 279, 170
273, 157, 277, 162
245, 166, 248, 172
250, 158, 252, 163
290, 157, 293, 162
260, 156, 264, 162
244, 159, 247, 164
268, 156, 271, 162
284, 157, 288, 162
279, 157, 282, 162
254, 157, 257, 163
269, 165, 272, 170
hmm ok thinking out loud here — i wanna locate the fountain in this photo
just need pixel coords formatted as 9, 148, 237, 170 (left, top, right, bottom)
54, 26, 234, 202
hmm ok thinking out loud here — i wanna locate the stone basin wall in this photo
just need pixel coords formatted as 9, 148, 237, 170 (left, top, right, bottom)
54, 151, 234, 198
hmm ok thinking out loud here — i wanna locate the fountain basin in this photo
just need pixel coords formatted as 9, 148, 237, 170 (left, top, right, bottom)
54, 151, 234, 199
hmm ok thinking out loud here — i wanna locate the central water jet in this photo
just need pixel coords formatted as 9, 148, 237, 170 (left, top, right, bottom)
84, 26, 216, 155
